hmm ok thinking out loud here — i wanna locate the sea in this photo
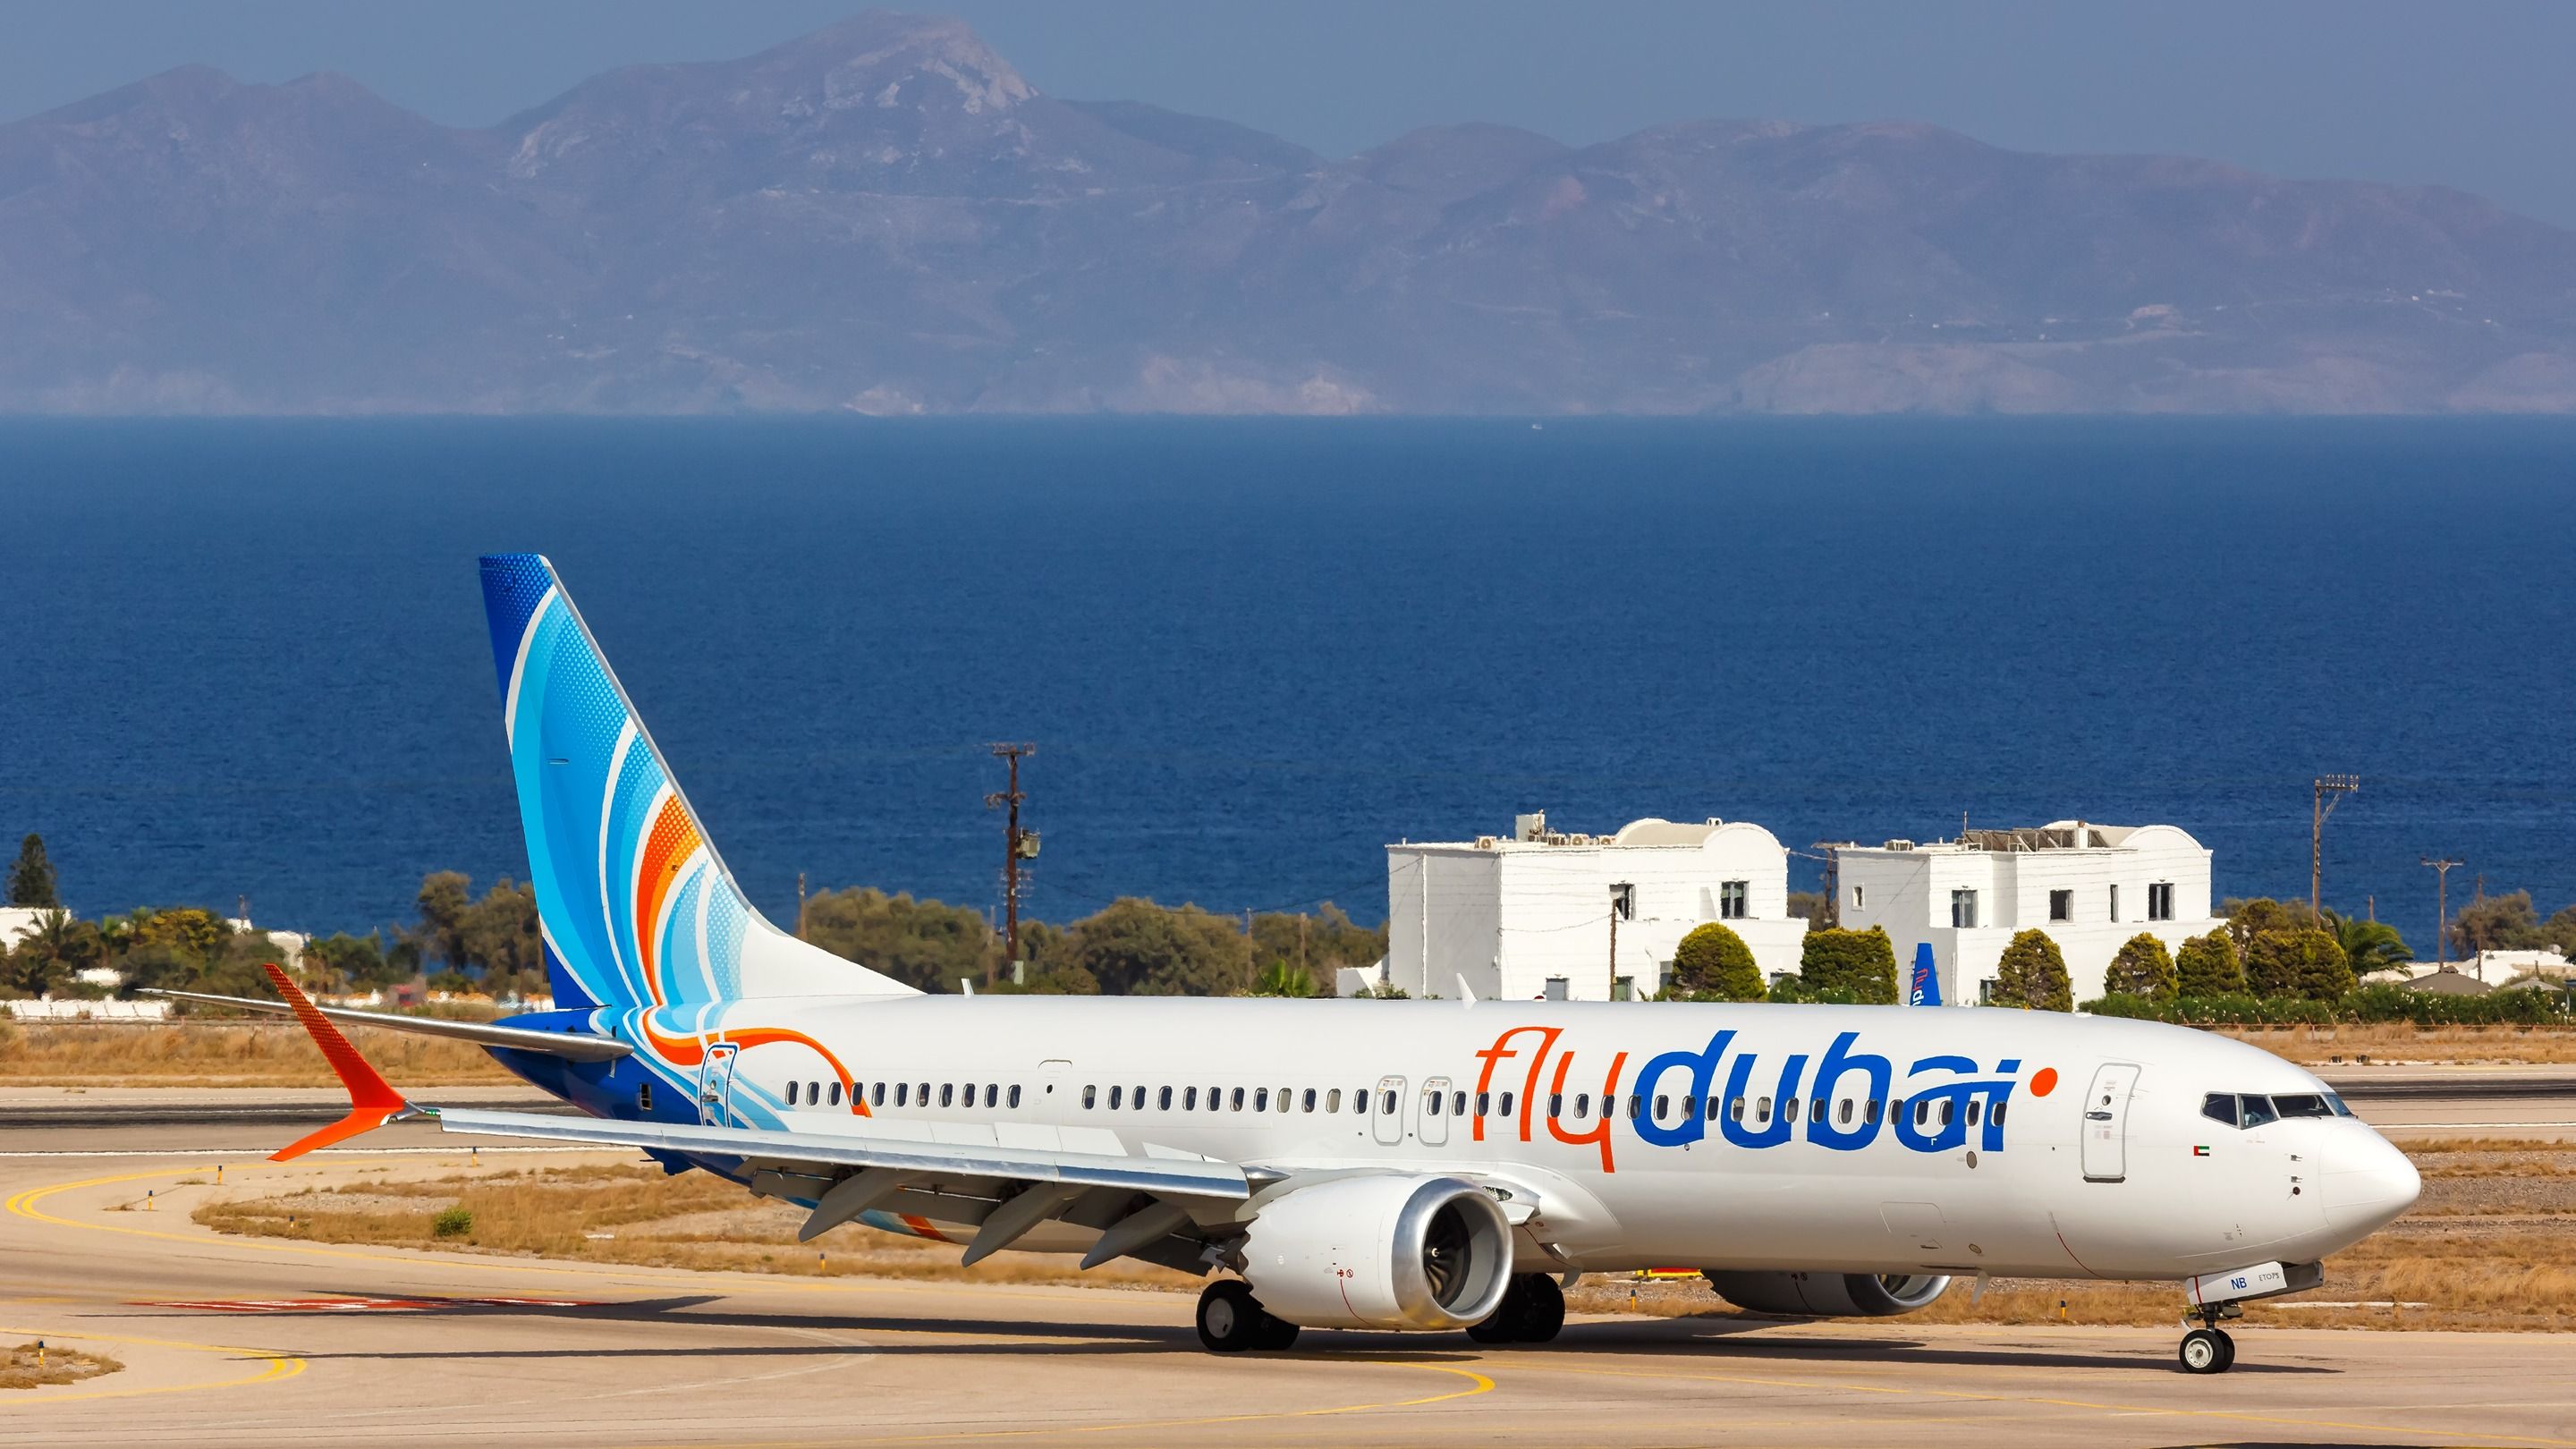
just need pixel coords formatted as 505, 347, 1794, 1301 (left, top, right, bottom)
4, 417, 2572, 949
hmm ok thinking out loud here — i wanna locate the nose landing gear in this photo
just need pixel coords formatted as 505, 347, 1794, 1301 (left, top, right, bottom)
2178, 1304, 2241, 1374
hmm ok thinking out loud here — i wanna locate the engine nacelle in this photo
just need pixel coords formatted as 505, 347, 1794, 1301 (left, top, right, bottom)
1237, 1174, 1513, 1330
1702, 1270, 1953, 1318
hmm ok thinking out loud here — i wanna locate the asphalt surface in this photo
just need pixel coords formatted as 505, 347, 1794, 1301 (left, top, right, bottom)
2, 1095, 2572, 1446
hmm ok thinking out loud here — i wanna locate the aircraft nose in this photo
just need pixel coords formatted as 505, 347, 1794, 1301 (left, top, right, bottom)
2318, 1129, 2419, 1238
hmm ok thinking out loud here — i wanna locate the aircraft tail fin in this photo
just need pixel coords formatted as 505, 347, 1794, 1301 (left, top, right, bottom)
1908, 943, 1944, 1007
478, 554, 919, 1010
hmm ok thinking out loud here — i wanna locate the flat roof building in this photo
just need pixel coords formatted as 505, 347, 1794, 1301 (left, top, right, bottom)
1384, 812, 1809, 1001
1836, 821, 2225, 1005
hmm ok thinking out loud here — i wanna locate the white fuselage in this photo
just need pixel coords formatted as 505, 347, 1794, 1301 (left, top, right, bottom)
597, 996, 2419, 1281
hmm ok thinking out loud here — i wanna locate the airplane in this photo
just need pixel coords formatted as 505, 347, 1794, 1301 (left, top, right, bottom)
160, 553, 2421, 1375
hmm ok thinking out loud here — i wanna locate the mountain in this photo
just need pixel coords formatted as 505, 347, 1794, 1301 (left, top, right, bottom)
5, 11, 2574, 415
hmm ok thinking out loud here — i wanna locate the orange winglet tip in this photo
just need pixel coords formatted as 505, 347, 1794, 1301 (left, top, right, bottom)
260, 962, 411, 1161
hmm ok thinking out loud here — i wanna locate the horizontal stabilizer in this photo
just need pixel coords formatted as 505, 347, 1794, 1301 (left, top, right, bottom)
142, 987, 631, 1062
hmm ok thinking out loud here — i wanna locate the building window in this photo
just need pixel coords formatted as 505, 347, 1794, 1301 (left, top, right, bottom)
2048, 889, 2072, 922
1950, 888, 1979, 928
2109, 884, 2121, 922
1977, 979, 1994, 1005
1612, 975, 1633, 1001
1543, 977, 1569, 1001
2148, 882, 2174, 921
1852, 885, 1865, 910
1720, 880, 1750, 919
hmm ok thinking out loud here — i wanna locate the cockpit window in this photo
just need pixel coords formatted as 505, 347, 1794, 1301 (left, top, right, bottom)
2202, 1092, 2240, 1127
2326, 1093, 2355, 1117
2272, 1093, 2333, 1119
2239, 1094, 2280, 1128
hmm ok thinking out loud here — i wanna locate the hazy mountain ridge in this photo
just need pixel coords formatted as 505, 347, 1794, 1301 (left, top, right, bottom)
6, 10, 2573, 415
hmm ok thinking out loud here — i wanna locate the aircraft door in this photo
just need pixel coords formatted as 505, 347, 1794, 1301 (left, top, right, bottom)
2080, 1062, 2140, 1182
1372, 1075, 1407, 1147
699, 1042, 741, 1127
1419, 1076, 1453, 1147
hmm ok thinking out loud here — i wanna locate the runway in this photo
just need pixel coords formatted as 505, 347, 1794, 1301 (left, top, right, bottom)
5, 1120, 2573, 1446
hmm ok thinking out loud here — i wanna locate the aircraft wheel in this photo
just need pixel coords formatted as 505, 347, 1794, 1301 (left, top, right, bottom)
1198, 1281, 1265, 1353
2213, 1328, 2235, 1371
1255, 1312, 1301, 1351
1514, 1273, 1565, 1343
2179, 1327, 2231, 1374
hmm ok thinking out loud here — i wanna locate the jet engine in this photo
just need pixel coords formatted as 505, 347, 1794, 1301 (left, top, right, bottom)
1236, 1174, 1513, 1330
1702, 1270, 1953, 1318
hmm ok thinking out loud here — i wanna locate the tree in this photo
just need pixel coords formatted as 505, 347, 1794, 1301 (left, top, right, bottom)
1798, 927, 1899, 1004
132, 907, 224, 960
1062, 898, 1252, 996
4, 908, 97, 997
1991, 929, 2072, 1011
801, 887, 999, 992
1250, 961, 1318, 997
2220, 897, 2311, 955
1667, 922, 1764, 1001
2103, 933, 2178, 1000
2450, 890, 2546, 955
412, 872, 474, 970
303, 932, 401, 992
2319, 909, 2412, 976
7, 834, 59, 908
2175, 931, 2242, 997
2546, 903, 2576, 956
1250, 904, 1386, 983
2244, 928, 2352, 1001
459, 878, 543, 994
1784, 891, 1835, 928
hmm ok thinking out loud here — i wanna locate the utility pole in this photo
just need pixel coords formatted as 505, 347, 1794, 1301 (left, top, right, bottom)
2310, 775, 2360, 920
795, 871, 808, 940
1607, 882, 1633, 1000
985, 743, 1037, 984
2420, 857, 2462, 968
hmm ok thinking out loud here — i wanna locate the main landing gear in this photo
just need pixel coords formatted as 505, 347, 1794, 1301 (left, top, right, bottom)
1197, 1280, 1300, 1353
2178, 1304, 2240, 1374
1467, 1273, 1565, 1345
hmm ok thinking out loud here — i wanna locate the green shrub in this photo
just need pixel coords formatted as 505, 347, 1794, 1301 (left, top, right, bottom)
1991, 929, 2072, 1011
431, 1207, 473, 1238
1667, 922, 1764, 1001
2174, 931, 2243, 997
1798, 927, 1899, 1004
2244, 928, 2352, 1001
2103, 934, 2178, 1000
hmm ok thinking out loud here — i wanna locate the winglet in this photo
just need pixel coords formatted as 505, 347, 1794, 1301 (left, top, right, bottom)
260, 962, 413, 1161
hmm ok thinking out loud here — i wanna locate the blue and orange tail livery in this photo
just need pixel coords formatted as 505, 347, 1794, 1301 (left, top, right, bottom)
478, 554, 915, 1012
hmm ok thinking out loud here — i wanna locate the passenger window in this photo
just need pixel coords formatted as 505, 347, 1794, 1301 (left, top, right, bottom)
1453, 1090, 1466, 1116
1757, 1096, 1772, 1123
786, 1081, 800, 1106
1628, 1094, 1643, 1119
1477, 1091, 1491, 1117
1913, 1099, 1929, 1127
1132, 1084, 1145, 1109
1992, 1102, 2006, 1126
2274, 1093, 2332, 1119
1007, 1084, 1021, 1108
1498, 1091, 1514, 1116
1425, 1091, 1442, 1117
1303, 1089, 1318, 1113
1967, 1100, 1981, 1127
829, 1081, 843, 1107
1682, 1094, 1698, 1119
1574, 1093, 1591, 1118
2241, 1095, 2280, 1128
1866, 1097, 1880, 1123
1326, 1089, 1342, 1112
1232, 1088, 1247, 1111
1550, 1093, 1564, 1118
1255, 1088, 1270, 1112
1938, 1100, 1953, 1126
899, 1082, 912, 1106
1353, 1089, 1368, 1114
1782, 1097, 1799, 1123
1184, 1086, 1198, 1110
871, 1082, 886, 1106
1379, 1089, 1397, 1114
1655, 1095, 1670, 1120
1080, 1085, 1093, 1109
1106, 1086, 1122, 1110
1277, 1088, 1292, 1113
985, 1084, 998, 1108
917, 1080, 929, 1105
1839, 1099, 1853, 1124
1729, 1097, 1745, 1122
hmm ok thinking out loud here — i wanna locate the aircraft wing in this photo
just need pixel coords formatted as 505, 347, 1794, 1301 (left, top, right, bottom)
141, 987, 631, 1062
428, 1107, 1250, 1199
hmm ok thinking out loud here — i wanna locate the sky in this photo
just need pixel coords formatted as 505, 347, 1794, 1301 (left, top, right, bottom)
5, 1, 2575, 227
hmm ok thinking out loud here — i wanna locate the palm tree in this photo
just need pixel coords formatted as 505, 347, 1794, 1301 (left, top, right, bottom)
2321, 909, 2412, 977
1250, 961, 1318, 997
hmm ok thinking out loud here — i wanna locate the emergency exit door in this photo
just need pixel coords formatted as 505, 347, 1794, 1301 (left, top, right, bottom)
699, 1042, 741, 1127
2080, 1062, 2140, 1182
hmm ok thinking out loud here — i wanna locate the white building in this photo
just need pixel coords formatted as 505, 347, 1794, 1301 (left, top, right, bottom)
1836, 821, 2225, 1005
1383, 813, 1809, 1002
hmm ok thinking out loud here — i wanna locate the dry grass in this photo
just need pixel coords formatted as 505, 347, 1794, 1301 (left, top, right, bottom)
0, 1021, 513, 1087
2219, 1021, 2576, 1066
0, 1342, 121, 1390
192, 1141, 2576, 1332
193, 1163, 1196, 1292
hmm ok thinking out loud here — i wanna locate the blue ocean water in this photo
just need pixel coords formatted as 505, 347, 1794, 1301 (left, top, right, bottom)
4, 418, 2572, 948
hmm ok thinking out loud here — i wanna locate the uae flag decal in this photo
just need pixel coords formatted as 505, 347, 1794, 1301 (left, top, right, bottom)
2192, 1145, 2212, 1157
